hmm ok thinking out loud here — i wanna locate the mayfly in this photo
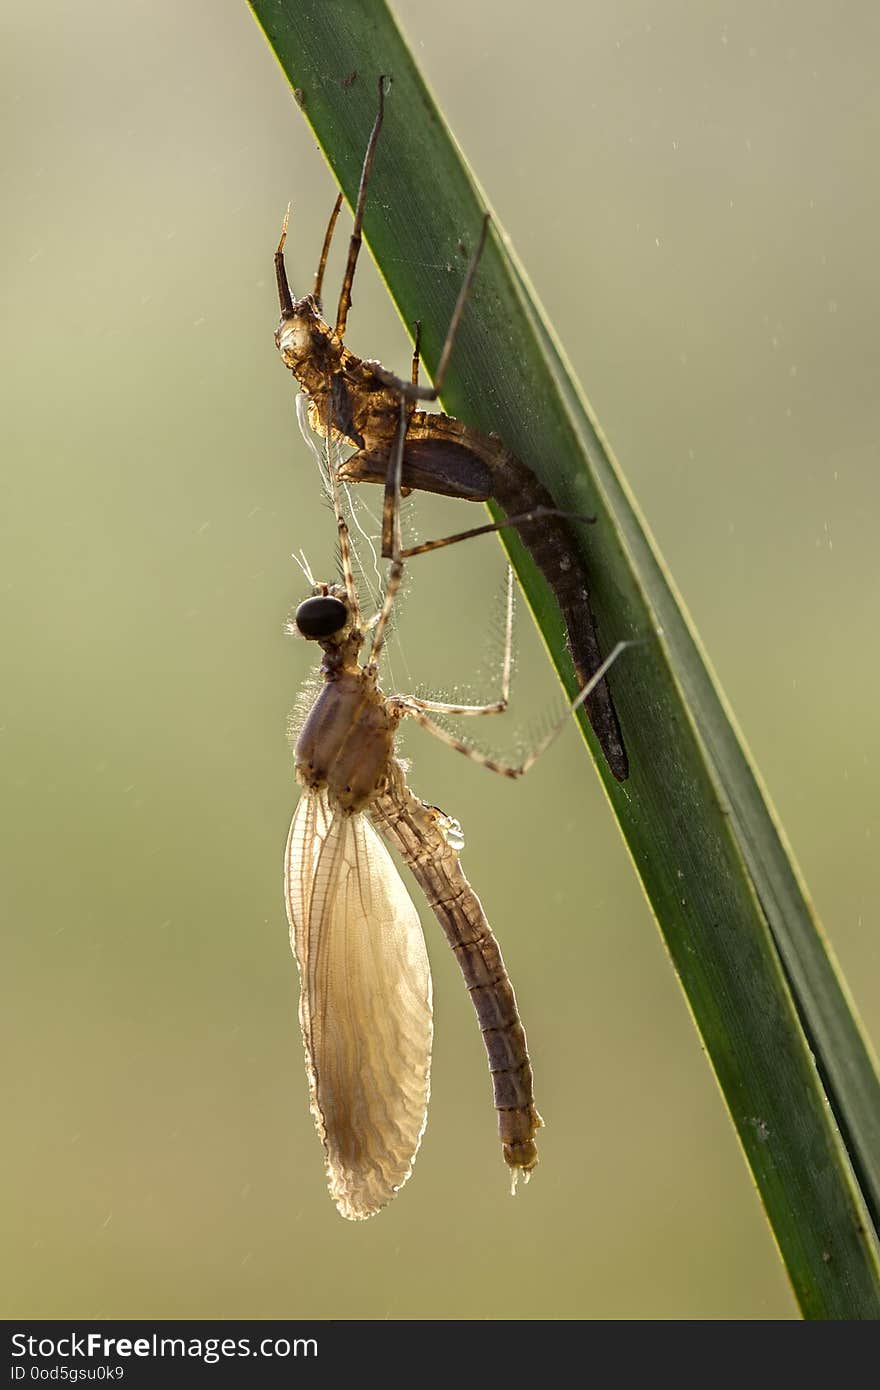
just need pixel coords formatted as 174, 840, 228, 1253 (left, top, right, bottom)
275, 77, 629, 782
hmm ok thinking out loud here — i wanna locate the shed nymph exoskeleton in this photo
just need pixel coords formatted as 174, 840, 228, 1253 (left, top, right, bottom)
275, 75, 629, 782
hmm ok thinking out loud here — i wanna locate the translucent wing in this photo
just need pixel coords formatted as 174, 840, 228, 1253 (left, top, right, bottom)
285, 787, 433, 1220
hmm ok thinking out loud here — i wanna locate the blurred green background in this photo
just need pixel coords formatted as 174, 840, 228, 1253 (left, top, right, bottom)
3, 0, 878, 1320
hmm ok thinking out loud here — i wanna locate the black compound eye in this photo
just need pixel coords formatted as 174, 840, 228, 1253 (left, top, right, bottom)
295, 595, 348, 639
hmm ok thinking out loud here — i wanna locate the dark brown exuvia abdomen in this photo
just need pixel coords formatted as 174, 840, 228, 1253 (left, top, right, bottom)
393, 415, 629, 781
489, 449, 629, 782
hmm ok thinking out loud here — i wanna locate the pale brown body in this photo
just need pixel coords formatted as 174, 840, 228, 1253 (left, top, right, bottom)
371, 780, 541, 1172
289, 585, 540, 1212
296, 661, 396, 813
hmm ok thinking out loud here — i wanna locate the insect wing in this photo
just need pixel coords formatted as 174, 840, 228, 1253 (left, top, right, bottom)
285, 788, 433, 1220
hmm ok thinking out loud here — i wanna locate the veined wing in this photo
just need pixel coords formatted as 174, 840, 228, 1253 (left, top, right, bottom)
285, 787, 433, 1220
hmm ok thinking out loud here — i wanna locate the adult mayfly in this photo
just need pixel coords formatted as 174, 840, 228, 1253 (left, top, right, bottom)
275, 77, 629, 783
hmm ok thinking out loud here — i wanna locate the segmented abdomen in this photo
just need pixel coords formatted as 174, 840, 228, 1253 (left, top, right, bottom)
371, 775, 541, 1178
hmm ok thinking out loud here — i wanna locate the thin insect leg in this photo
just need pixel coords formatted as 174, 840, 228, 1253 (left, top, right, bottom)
499, 563, 514, 706
397, 695, 507, 716
405, 641, 636, 780
275, 206, 294, 318
313, 193, 343, 311
380, 394, 408, 563
431, 213, 490, 394
368, 396, 408, 668
340, 478, 384, 613
367, 560, 403, 670
323, 435, 361, 627
335, 75, 386, 340
396, 506, 595, 562
411, 321, 422, 387
371, 214, 491, 404
390, 569, 514, 718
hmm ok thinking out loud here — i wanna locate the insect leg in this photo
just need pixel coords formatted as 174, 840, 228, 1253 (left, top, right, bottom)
403, 640, 637, 780
371, 214, 491, 404
335, 75, 387, 340
397, 507, 594, 561
389, 570, 513, 718
321, 424, 362, 628
430, 212, 490, 396
367, 396, 408, 668
313, 192, 343, 311
372, 320, 422, 561
398, 695, 509, 717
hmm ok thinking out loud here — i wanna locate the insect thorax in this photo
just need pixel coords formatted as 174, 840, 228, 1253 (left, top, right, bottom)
295, 674, 397, 813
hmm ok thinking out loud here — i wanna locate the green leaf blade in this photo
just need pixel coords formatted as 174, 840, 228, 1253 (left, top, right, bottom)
249, 0, 880, 1317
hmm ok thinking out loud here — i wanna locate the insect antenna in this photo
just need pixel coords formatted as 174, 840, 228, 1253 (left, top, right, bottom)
292, 548, 317, 588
